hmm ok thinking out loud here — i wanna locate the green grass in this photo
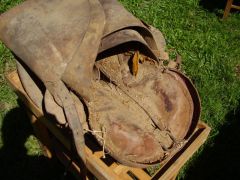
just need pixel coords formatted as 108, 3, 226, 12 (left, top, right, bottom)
1, 0, 240, 179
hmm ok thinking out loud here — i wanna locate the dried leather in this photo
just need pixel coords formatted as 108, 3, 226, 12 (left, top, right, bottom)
0, 0, 201, 168
16, 61, 44, 110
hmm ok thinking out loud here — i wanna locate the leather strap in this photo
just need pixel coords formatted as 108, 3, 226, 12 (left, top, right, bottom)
62, 0, 106, 101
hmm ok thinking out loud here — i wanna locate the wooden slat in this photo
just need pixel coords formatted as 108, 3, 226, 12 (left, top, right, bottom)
152, 122, 211, 179
109, 162, 119, 169
162, 126, 210, 179
129, 168, 151, 180
231, 4, 240, 10
223, 0, 234, 19
27, 113, 53, 158
223, 0, 240, 19
94, 151, 104, 158
114, 165, 129, 175
53, 140, 83, 180
86, 149, 122, 180
114, 165, 133, 180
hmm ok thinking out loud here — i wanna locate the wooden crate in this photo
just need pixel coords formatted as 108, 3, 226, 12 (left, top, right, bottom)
223, 0, 240, 19
6, 70, 211, 180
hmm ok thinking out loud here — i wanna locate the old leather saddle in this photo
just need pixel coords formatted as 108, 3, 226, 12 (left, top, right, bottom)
0, 0, 200, 168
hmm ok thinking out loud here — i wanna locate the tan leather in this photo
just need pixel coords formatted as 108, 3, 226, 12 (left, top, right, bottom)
0, 0, 200, 167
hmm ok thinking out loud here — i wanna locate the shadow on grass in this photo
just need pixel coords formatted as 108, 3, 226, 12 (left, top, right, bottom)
199, 0, 240, 16
199, 0, 227, 12
0, 102, 75, 180
185, 101, 240, 179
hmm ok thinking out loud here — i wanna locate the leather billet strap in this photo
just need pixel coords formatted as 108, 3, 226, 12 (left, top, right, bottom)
62, 0, 106, 101
16, 61, 44, 110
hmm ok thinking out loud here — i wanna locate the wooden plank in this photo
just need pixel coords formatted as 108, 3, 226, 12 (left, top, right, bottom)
52, 133, 120, 180
222, 0, 240, 19
223, 0, 234, 19
162, 125, 210, 179
109, 162, 119, 169
107, 156, 151, 179
86, 149, 123, 180
128, 168, 151, 180
120, 173, 135, 180
113, 165, 132, 180
231, 4, 240, 10
113, 165, 129, 175
27, 112, 53, 158
53, 140, 83, 180
94, 151, 104, 159
152, 122, 211, 179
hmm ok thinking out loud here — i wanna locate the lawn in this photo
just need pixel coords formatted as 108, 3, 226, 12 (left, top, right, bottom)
0, 0, 240, 179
